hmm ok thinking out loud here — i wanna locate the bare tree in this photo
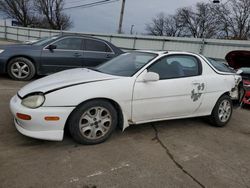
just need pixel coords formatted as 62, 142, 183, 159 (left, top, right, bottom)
176, 3, 217, 38
146, 3, 218, 38
0, 0, 72, 30
164, 15, 183, 37
35, 0, 72, 30
146, 13, 183, 37
0, 0, 35, 26
210, 5, 229, 39
146, 0, 250, 40
195, 3, 218, 38
146, 13, 165, 36
212, 0, 250, 39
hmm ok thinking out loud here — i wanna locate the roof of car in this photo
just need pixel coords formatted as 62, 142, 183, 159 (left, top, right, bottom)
55, 34, 113, 45
133, 50, 168, 55
134, 50, 201, 56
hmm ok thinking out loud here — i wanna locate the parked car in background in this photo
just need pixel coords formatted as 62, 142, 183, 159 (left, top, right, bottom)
10, 51, 243, 144
0, 35, 123, 80
226, 50, 250, 105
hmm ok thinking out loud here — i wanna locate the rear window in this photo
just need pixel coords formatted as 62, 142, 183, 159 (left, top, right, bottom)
240, 67, 250, 74
206, 57, 235, 73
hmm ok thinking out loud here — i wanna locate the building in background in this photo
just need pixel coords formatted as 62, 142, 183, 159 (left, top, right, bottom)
0, 19, 21, 26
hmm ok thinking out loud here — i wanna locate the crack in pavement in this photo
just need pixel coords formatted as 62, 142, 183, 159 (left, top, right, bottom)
151, 124, 205, 188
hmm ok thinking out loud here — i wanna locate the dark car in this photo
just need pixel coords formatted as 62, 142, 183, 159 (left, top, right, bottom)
226, 50, 250, 105
0, 35, 123, 80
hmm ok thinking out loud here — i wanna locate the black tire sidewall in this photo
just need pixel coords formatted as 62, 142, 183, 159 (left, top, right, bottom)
210, 95, 233, 127
7, 57, 36, 81
69, 100, 118, 145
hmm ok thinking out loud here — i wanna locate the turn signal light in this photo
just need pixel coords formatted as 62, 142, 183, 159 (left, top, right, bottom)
16, 113, 32, 120
44, 116, 60, 121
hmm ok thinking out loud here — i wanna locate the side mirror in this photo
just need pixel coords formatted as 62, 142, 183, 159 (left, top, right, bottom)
143, 72, 160, 82
236, 69, 243, 74
47, 44, 57, 51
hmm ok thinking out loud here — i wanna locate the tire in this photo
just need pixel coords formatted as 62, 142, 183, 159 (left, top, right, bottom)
68, 100, 118, 145
7, 57, 36, 81
209, 95, 233, 127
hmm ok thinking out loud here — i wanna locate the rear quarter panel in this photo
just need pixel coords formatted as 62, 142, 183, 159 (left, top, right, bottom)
197, 62, 236, 116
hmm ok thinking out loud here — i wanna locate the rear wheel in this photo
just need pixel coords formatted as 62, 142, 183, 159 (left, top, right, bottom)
209, 95, 233, 127
68, 100, 118, 144
7, 57, 35, 81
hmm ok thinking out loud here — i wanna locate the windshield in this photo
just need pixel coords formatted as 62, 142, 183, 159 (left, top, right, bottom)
32, 36, 60, 46
206, 57, 235, 73
95, 52, 157, 76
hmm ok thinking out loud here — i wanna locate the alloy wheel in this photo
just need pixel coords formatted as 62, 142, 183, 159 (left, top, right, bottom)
79, 107, 112, 139
218, 99, 232, 123
10, 62, 30, 79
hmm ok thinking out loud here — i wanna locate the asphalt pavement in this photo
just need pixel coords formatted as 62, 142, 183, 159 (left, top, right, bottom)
0, 73, 250, 188
0, 39, 250, 188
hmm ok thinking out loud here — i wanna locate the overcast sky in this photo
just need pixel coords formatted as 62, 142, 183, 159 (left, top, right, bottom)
64, 0, 207, 34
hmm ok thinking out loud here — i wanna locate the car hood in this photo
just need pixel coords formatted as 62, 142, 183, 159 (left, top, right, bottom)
18, 68, 120, 98
225, 50, 250, 69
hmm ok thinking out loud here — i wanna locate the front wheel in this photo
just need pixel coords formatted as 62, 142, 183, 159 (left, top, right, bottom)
68, 100, 118, 145
209, 95, 233, 127
7, 57, 36, 81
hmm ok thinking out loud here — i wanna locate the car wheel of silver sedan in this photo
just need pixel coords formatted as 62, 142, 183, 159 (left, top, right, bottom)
209, 95, 233, 127
69, 100, 118, 144
7, 57, 36, 81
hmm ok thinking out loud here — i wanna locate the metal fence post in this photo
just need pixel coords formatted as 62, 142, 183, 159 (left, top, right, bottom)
28, 28, 30, 41
199, 38, 205, 54
17, 27, 19, 41
162, 40, 165, 50
4, 19, 7, 40
133, 37, 137, 49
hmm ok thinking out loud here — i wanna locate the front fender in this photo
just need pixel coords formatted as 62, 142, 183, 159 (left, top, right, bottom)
43, 78, 135, 130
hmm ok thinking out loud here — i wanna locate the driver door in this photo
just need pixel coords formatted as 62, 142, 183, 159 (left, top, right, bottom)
40, 37, 84, 74
132, 54, 205, 123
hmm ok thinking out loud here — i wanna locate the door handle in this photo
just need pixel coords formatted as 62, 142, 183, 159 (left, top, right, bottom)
106, 54, 112, 59
74, 52, 81, 57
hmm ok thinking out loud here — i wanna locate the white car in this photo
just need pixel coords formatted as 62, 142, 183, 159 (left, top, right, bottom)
10, 51, 243, 144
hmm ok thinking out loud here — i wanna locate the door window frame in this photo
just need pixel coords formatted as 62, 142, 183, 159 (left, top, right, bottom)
43, 36, 84, 52
146, 54, 203, 80
43, 36, 115, 54
83, 38, 115, 54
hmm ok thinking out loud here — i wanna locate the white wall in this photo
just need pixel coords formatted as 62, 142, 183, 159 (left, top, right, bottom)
0, 25, 250, 60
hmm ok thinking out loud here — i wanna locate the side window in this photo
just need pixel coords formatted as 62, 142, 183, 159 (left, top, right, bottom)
84, 39, 112, 52
53, 38, 82, 50
148, 55, 201, 79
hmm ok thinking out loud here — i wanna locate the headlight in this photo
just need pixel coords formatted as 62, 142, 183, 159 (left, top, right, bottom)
21, 93, 45, 108
0, 49, 4, 54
